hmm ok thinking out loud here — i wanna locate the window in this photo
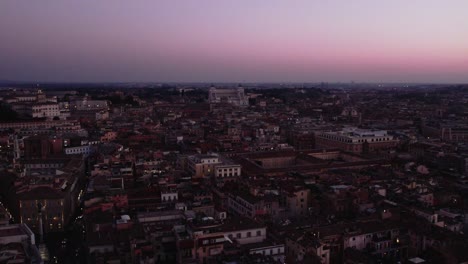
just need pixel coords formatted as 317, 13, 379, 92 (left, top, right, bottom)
237, 233, 241, 239
256, 230, 262, 236
247, 232, 251, 237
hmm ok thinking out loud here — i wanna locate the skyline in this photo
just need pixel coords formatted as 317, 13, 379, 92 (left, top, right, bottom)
1, 1, 468, 83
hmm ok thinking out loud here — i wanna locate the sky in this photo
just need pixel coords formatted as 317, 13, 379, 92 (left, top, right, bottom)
0, 0, 467, 83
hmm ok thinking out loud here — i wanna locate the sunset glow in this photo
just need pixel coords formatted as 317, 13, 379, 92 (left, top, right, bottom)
1, 0, 467, 82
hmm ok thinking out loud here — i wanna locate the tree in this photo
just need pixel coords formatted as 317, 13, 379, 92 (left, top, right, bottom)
0, 103, 18, 121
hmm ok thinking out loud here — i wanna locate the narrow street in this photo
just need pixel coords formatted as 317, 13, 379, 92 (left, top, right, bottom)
44, 158, 91, 264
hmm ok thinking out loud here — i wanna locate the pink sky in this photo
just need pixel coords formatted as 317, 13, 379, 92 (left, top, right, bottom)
0, 0, 467, 83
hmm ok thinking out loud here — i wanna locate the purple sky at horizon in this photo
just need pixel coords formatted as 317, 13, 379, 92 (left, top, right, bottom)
1, 1, 467, 83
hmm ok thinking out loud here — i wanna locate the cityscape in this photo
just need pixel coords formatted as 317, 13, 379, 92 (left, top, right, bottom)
1, 1, 468, 264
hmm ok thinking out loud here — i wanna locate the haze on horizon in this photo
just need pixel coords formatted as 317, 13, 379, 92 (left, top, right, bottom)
1, 0, 467, 84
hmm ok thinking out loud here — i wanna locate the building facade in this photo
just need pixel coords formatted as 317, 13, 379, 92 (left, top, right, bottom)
315, 128, 397, 153
208, 86, 248, 107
